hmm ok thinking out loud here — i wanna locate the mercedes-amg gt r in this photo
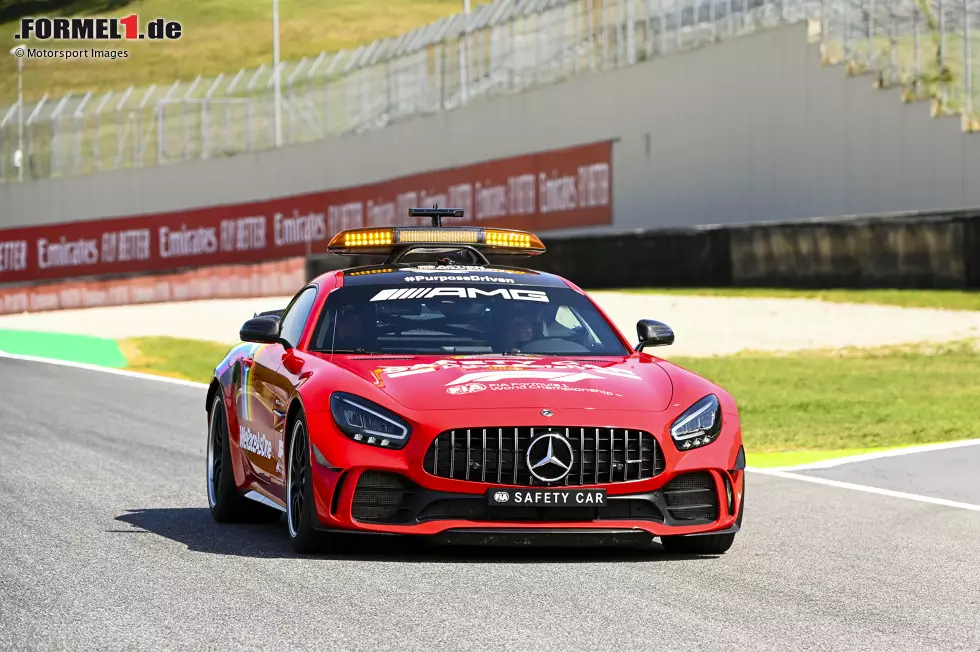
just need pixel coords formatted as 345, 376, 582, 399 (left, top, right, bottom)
205, 208, 745, 554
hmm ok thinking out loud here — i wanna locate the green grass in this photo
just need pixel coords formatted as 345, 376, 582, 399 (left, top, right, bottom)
120, 336, 980, 454
669, 340, 980, 452
0, 0, 483, 103
611, 287, 980, 311
120, 336, 230, 381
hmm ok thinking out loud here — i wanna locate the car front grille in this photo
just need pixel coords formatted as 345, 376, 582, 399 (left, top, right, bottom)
661, 472, 719, 522
422, 427, 666, 487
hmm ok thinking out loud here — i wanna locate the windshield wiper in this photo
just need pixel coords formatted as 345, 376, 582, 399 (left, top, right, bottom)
321, 348, 370, 354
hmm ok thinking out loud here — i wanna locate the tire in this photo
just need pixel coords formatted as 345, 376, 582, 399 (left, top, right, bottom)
286, 414, 322, 554
207, 395, 281, 524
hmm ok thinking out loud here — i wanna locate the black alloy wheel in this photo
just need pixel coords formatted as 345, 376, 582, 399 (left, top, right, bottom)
286, 415, 320, 553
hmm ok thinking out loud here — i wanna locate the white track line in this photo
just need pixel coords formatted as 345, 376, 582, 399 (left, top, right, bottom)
0, 350, 208, 388
748, 468, 980, 513
4, 350, 979, 513
764, 439, 980, 471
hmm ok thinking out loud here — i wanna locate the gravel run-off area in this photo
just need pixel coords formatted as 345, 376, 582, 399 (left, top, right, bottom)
1, 292, 978, 356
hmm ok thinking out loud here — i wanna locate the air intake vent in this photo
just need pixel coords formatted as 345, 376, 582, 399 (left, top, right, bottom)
350, 471, 415, 524
662, 472, 719, 522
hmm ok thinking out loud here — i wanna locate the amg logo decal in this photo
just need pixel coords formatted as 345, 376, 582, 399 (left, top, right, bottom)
370, 287, 548, 302
240, 426, 274, 459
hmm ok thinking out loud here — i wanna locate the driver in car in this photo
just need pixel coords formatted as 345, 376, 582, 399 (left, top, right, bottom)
500, 303, 550, 353
502, 316, 536, 353
331, 304, 371, 351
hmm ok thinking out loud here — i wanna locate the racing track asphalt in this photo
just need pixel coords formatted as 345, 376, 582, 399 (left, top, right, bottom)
1, 357, 978, 652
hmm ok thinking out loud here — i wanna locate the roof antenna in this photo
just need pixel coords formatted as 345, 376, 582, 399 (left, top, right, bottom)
430, 204, 441, 228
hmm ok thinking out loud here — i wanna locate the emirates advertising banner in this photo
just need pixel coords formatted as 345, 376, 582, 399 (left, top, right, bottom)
0, 141, 613, 286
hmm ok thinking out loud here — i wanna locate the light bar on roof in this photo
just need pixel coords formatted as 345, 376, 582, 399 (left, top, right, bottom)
326, 225, 545, 256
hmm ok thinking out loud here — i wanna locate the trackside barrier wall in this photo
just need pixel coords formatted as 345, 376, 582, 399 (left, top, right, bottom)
3, 207, 977, 317
0, 141, 612, 286
510, 210, 980, 289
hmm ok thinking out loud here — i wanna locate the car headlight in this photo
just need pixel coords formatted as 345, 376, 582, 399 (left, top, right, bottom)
669, 394, 722, 450
329, 392, 412, 450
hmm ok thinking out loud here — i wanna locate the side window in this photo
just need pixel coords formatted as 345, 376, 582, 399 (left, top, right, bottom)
278, 287, 318, 348
554, 305, 583, 330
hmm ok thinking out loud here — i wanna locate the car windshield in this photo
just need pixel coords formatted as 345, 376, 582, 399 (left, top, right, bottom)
309, 284, 630, 356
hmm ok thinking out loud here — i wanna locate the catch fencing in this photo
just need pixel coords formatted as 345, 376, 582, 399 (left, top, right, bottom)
1, 0, 978, 184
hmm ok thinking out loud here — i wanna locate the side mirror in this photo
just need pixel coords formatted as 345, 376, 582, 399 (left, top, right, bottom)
240, 316, 284, 345
636, 319, 674, 351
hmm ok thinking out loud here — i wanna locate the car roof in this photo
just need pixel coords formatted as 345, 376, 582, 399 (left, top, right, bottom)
320, 263, 573, 288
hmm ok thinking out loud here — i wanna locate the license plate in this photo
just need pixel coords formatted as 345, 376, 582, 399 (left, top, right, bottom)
486, 487, 607, 507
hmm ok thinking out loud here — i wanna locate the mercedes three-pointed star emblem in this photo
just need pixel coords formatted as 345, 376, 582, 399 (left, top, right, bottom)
525, 433, 575, 483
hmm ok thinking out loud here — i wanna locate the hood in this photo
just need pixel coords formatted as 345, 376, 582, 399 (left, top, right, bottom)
322, 354, 674, 412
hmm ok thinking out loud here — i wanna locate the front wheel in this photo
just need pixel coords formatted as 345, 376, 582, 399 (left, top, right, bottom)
286, 415, 321, 553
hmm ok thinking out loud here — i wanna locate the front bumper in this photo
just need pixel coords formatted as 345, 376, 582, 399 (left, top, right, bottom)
305, 407, 745, 539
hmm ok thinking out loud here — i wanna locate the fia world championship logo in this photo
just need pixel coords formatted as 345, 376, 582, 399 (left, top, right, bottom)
14, 14, 182, 42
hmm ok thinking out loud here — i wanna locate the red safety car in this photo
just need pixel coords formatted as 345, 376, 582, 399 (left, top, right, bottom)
205, 208, 745, 554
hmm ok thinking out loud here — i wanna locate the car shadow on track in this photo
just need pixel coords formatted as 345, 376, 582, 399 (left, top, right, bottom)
114, 507, 717, 563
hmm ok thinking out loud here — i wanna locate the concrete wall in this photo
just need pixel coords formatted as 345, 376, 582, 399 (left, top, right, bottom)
3, 23, 980, 235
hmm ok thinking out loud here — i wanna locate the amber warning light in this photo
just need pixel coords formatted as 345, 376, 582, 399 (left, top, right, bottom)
326, 208, 545, 256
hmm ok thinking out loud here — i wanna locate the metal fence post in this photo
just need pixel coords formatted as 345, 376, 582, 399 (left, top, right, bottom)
224, 68, 245, 155
912, 2, 920, 92
966, 0, 973, 120
601, 0, 609, 67
627, 0, 637, 63
0, 105, 17, 182
49, 93, 72, 177
72, 91, 92, 174
135, 85, 156, 167
305, 52, 326, 136
887, 0, 896, 84
940, 0, 947, 106
157, 81, 180, 165
323, 52, 344, 138
286, 59, 308, 144
246, 65, 266, 152
675, 0, 682, 51
867, 0, 875, 70
182, 76, 202, 161
113, 86, 133, 169
202, 75, 224, 159
25, 94, 48, 180
93, 91, 112, 170
265, 61, 286, 143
